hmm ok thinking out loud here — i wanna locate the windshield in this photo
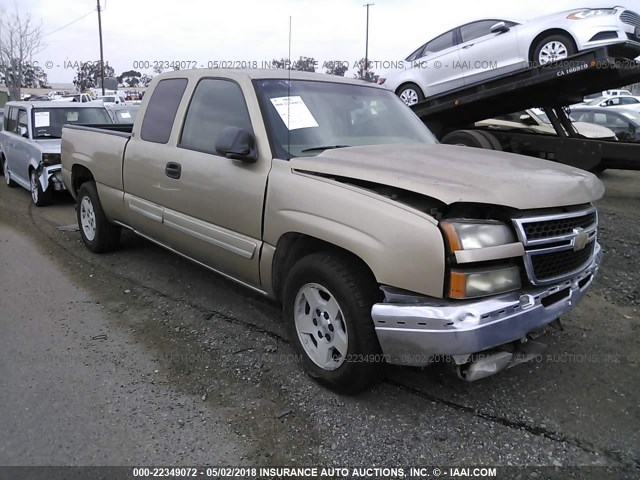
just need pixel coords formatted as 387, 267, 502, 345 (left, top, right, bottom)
32, 107, 113, 138
113, 108, 138, 123
253, 79, 437, 158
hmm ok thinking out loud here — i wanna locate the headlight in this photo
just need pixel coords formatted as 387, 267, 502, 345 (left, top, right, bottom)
42, 153, 61, 165
450, 266, 521, 299
441, 220, 515, 251
567, 9, 616, 20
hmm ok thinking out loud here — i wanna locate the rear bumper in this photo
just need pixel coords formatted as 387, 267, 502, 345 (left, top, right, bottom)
372, 244, 601, 366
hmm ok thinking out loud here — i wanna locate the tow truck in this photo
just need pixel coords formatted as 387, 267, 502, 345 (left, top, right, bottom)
410, 43, 640, 171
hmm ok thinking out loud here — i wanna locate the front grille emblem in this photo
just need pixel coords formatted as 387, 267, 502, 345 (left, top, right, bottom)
572, 227, 589, 251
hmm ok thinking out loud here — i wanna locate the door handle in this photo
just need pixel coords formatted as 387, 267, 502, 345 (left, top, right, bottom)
462, 44, 475, 49
165, 162, 182, 179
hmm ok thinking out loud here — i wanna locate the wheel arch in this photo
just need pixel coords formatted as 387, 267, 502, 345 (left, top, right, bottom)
71, 164, 95, 196
271, 232, 380, 303
395, 81, 424, 96
528, 29, 578, 62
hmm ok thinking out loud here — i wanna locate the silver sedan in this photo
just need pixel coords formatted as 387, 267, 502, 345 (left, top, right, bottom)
381, 6, 640, 105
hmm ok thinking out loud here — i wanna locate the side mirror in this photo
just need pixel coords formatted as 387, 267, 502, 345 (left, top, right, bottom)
215, 126, 258, 163
20, 126, 28, 137
490, 21, 510, 34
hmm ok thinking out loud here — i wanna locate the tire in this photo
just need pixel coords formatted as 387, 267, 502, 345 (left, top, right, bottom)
476, 131, 503, 151
77, 181, 121, 253
282, 252, 382, 393
532, 34, 577, 66
30, 169, 53, 207
396, 83, 424, 106
441, 129, 494, 149
3, 156, 17, 188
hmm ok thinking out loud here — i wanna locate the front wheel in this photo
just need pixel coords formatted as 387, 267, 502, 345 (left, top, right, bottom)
30, 169, 53, 207
282, 252, 382, 393
397, 83, 424, 106
532, 34, 576, 66
77, 181, 121, 253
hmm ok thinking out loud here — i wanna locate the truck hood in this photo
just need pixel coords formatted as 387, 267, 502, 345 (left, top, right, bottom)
290, 144, 605, 210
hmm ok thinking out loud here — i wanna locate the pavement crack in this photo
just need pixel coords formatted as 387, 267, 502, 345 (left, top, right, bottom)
388, 379, 637, 467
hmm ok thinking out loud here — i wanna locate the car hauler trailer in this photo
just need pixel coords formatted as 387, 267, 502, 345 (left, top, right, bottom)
410, 43, 640, 172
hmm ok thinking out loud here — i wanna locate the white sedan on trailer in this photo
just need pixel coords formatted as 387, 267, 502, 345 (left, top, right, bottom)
380, 6, 640, 105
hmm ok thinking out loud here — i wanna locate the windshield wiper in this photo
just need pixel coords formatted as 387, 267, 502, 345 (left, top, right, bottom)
301, 144, 351, 153
35, 134, 61, 139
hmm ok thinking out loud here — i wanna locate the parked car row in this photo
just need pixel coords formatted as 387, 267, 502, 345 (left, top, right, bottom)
0, 101, 137, 206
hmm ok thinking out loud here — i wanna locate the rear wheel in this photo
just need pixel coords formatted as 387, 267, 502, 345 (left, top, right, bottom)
3, 157, 16, 188
476, 131, 503, 151
282, 252, 382, 393
532, 34, 576, 66
397, 83, 424, 106
30, 169, 53, 207
441, 129, 495, 149
77, 181, 121, 253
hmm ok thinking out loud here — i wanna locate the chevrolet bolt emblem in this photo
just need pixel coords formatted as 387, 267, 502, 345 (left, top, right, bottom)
572, 227, 588, 251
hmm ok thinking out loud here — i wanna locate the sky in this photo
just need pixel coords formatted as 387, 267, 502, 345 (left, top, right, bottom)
7, 0, 640, 84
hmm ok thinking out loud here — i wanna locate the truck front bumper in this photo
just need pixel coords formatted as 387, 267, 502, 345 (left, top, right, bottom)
372, 244, 601, 367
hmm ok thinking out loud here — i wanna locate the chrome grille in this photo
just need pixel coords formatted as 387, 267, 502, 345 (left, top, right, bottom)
513, 207, 599, 285
522, 211, 596, 241
531, 240, 596, 281
621, 10, 640, 28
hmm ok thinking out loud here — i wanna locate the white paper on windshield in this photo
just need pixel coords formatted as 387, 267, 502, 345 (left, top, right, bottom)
120, 111, 131, 119
270, 96, 319, 130
34, 111, 50, 128
66, 112, 79, 122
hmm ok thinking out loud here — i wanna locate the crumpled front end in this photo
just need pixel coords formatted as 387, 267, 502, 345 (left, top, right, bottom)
371, 204, 602, 380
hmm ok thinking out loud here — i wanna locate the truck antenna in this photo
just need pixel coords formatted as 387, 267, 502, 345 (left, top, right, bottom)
288, 15, 292, 156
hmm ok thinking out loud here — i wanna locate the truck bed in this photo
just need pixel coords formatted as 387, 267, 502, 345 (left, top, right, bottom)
61, 124, 132, 194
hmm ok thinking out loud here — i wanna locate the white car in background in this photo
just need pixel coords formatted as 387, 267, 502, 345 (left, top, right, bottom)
585, 95, 640, 112
96, 94, 127, 107
380, 6, 640, 105
476, 109, 617, 139
52, 93, 95, 104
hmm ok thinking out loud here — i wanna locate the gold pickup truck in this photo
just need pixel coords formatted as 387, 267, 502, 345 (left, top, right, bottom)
61, 69, 604, 392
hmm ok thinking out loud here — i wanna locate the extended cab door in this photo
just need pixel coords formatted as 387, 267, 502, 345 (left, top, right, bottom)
123, 76, 271, 288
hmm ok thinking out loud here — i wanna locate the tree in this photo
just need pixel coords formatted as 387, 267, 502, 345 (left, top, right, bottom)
1, 61, 49, 88
117, 69, 142, 87
139, 74, 152, 87
293, 56, 316, 72
270, 58, 291, 70
324, 61, 348, 77
152, 64, 164, 75
0, 8, 45, 100
353, 58, 378, 83
73, 61, 115, 91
